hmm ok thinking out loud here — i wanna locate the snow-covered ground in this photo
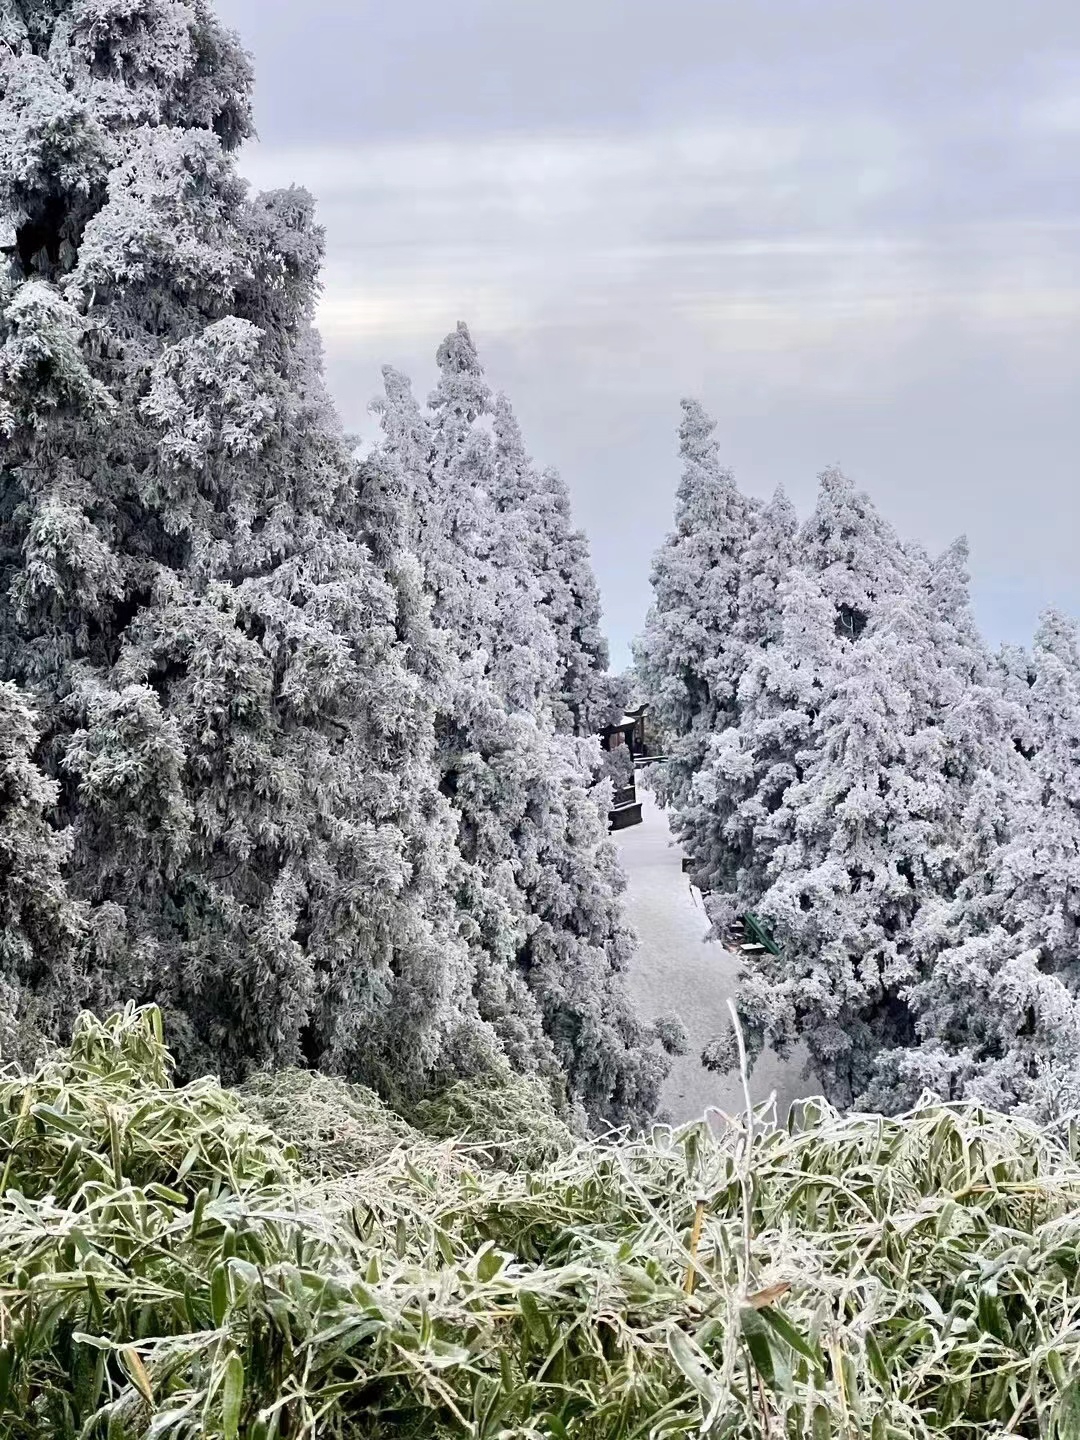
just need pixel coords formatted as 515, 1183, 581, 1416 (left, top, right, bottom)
618, 788, 811, 1127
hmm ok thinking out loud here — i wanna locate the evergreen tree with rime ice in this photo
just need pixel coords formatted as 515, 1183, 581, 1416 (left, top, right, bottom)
0, 0, 482, 1087
680, 568, 838, 936
712, 589, 965, 1105
634, 398, 758, 813
367, 325, 670, 1128
680, 469, 910, 1097
698, 512, 1043, 1111
490, 393, 621, 735
735, 485, 797, 652
867, 610, 1080, 1120
669, 484, 798, 914
795, 466, 909, 645
363, 354, 553, 1090
677, 466, 911, 927
0, 681, 85, 1064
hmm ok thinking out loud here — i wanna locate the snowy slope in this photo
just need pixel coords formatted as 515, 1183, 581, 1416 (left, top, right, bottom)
618, 789, 811, 1126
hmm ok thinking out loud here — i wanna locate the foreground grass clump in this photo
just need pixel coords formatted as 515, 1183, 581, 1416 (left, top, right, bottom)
4, 1010, 1080, 1436
239, 1064, 575, 1179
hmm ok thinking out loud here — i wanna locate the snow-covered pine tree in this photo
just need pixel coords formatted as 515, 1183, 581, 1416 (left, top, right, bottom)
868, 610, 1080, 1119
721, 587, 965, 1105
921, 537, 986, 682
688, 469, 958, 1099
670, 485, 798, 912
362, 355, 552, 1089
680, 467, 909, 920
736, 486, 798, 651
997, 640, 1040, 754
422, 324, 558, 715
419, 328, 559, 1088
683, 567, 838, 935
634, 399, 758, 812
491, 393, 617, 735
0, 0, 475, 1085
368, 327, 669, 1127
0, 681, 85, 1063
700, 517, 1045, 1109
818, 536, 1039, 1113
796, 466, 910, 644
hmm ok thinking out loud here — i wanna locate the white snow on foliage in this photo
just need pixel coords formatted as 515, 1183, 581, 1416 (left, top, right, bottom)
0, 0, 667, 1128
639, 398, 1080, 1121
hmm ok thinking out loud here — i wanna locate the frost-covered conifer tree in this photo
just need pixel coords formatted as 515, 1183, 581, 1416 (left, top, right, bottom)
491, 394, 617, 734
0, 0, 478, 1085
699, 519, 1042, 1109
672, 486, 798, 910
683, 470, 932, 1097
678, 467, 909, 921
719, 591, 965, 1104
683, 568, 837, 926
368, 327, 668, 1127
421, 324, 559, 714
635, 399, 757, 811
796, 467, 909, 642
0, 682, 85, 1062
736, 486, 798, 651
367, 345, 555, 1086
868, 610, 1080, 1119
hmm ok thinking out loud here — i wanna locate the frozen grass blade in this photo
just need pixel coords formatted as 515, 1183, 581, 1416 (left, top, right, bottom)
3, 1006, 1080, 1436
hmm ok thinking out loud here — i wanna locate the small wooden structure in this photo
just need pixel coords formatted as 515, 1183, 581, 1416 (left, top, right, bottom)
598, 707, 649, 831
625, 704, 670, 767
624, 705, 650, 759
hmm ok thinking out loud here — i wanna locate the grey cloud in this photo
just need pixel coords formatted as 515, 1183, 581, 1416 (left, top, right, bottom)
215, 0, 1080, 668
217, 1, 1079, 143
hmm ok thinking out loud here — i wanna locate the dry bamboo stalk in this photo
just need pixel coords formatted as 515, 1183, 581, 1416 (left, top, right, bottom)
683, 1196, 707, 1294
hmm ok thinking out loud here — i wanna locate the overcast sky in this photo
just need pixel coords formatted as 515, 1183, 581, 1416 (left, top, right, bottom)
216, 0, 1079, 669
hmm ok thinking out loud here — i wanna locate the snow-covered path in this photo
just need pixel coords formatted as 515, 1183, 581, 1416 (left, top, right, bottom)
618, 788, 809, 1127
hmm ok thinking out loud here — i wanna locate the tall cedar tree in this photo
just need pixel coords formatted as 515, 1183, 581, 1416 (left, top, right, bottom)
491, 394, 621, 736
0, 0, 483, 1086
634, 399, 757, 813
690, 472, 928, 1099
366, 327, 669, 1128
675, 486, 798, 902
644, 452, 1065, 1114
870, 611, 1080, 1119
0, 681, 85, 1062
